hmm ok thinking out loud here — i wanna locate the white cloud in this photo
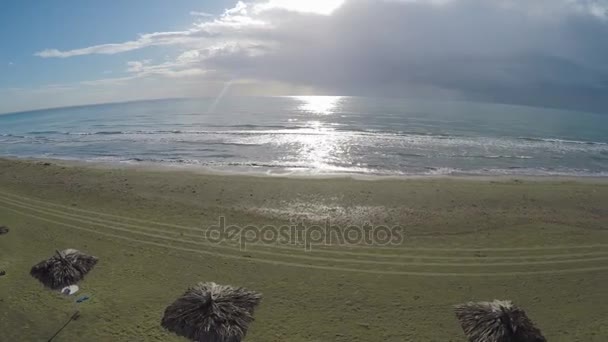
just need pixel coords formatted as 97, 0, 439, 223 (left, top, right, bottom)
123, 56, 207, 81
80, 76, 138, 86
253, 0, 345, 15
126, 60, 152, 73
225, 1, 249, 15
34, 30, 201, 58
176, 50, 201, 63
32, 0, 335, 59
190, 11, 214, 17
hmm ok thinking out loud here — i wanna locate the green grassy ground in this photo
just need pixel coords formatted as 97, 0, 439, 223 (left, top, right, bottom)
0, 158, 607, 341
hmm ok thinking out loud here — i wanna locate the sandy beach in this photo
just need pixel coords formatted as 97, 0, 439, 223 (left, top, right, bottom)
0, 157, 607, 341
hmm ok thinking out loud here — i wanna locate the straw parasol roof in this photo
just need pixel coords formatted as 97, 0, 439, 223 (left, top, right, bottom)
454, 299, 546, 342
30, 249, 98, 289
161, 282, 262, 342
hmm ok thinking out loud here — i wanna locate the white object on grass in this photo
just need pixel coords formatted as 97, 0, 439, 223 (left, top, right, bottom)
61, 285, 79, 295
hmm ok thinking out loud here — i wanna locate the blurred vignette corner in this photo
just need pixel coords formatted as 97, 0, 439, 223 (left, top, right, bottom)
0, 0, 607, 341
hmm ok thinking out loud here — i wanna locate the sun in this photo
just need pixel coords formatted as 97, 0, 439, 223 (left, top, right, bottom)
259, 0, 345, 15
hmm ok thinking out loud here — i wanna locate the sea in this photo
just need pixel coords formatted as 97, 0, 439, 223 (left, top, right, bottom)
1, 96, 607, 177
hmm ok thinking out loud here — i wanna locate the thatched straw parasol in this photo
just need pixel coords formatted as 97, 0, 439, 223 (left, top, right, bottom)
30, 249, 98, 289
0, 225, 9, 235
161, 282, 262, 342
454, 299, 546, 342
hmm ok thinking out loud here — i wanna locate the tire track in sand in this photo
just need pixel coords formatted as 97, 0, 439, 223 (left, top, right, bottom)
1, 198, 608, 274
3, 193, 608, 261
2, 204, 608, 277
2, 190, 608, 254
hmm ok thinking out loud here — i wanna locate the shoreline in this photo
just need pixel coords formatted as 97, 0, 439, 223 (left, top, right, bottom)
3, 156, 607, 183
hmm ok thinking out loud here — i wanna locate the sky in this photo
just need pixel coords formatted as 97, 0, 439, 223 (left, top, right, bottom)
1, 0, 608, 114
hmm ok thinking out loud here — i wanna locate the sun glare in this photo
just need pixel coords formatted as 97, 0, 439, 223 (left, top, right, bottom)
295, 96, 343, 115
260, 0, 345, 15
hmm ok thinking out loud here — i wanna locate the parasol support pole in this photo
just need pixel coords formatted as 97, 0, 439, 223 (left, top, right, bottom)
55, 250, 67, 262
47, 310, 80, 342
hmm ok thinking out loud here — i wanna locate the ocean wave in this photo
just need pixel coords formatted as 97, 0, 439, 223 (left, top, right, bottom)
21, 128, 465, 140
423, 166, 608, 177
0, 133, 26, 138
27, 130, 128, 136
518, 136, 607, 146
211, 142, 264, 147
394, 153, 534, 160
22, 129, 607, 151
205, 154, 238, 159
24, 129, 314, 136
112, 158, 607, 177
2, 151, 606, 177
460, 154, 534, 160
153, 159, 304, 169
25, 131, 63, 135
121, 158, 313, 169
118, 158, 383, 174
394, 152, 427, 158
206, 124, 302, 130
15, 130, 608, 152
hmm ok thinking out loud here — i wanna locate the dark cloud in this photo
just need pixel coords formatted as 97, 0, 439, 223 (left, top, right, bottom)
201, 0, 608, 113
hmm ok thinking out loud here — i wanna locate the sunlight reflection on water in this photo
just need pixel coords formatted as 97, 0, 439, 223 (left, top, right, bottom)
293, 96, 344, 115
278, 97, 352, 171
